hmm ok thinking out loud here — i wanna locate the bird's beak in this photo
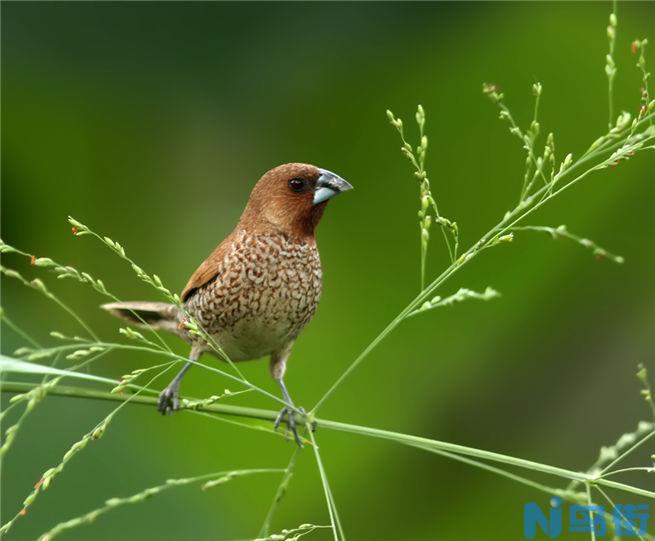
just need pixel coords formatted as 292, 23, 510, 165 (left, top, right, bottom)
313, 169, 353, 205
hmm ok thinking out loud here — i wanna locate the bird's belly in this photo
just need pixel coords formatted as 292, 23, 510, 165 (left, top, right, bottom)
187, 234, 323, 361
209, 314, 295, 361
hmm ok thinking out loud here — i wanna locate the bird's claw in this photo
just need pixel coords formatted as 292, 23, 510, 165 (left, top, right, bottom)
157, 386, 180, 415
275, 406, 305, 446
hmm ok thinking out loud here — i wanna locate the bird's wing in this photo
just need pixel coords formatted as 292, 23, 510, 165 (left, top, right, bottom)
181, 231, 235, 302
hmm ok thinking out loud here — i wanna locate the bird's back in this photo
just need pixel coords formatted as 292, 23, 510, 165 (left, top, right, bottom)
184, 229, 322, 361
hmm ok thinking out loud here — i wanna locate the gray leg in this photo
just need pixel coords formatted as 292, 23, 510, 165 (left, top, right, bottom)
158, 347, 199, 415
270, 343, 303, 447
276, 376, 294, 409
273, 377, 303, 447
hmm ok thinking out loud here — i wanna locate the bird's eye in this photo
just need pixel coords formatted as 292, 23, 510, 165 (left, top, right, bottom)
288, 178, 306, 193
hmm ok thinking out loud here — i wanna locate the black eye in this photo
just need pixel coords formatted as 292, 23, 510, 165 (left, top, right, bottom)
288, 178, 305, 192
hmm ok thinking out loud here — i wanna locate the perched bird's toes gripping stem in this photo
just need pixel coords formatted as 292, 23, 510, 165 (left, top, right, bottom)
157, 352, 195, 415
274, 406, 304, 447
157, 386, 180, 415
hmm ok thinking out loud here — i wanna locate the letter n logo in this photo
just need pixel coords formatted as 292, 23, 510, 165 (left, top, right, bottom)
524, 497, 563, 539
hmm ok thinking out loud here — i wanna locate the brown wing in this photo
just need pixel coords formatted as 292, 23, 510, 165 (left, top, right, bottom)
181, 231, 236, 302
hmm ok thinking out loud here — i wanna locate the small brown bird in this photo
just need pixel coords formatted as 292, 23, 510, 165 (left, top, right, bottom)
103, 163, 352, 444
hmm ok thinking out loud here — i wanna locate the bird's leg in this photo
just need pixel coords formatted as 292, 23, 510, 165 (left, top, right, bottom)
270, 345, 303, 447
158, 347, 200, 415
273, 377, 304, 447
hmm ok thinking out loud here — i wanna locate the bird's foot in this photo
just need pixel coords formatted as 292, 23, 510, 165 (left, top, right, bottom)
157, 385, 180, 415
274, 406, 307, 446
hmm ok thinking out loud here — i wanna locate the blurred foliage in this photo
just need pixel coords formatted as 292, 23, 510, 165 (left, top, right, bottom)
2, 2, 654, 540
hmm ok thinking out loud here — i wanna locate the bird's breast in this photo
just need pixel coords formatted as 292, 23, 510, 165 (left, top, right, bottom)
186, 232, 322, 361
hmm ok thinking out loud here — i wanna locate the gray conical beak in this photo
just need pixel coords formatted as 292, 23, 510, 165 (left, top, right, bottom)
313, 169, 353, 205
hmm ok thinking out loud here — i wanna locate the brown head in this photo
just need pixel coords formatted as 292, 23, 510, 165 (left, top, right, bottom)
239, 163, 352, 239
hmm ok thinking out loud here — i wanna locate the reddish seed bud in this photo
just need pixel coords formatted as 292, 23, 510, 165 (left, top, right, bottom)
19, 508, 28, 516
631, 40, 639, 55
34, 478, 44, 490
30, 255, 36, 265
71, 226, 79, 236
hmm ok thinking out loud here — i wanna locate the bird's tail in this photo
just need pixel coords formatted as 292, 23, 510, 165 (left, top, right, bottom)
101, 301, 182, 335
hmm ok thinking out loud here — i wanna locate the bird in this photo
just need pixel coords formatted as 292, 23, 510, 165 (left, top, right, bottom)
102, 163, 352, 445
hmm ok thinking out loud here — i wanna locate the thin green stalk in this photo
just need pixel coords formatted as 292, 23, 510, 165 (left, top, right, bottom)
418, 442, 654, 541
0, 365, 178, 536
595, 484, 648, 541
308, 429, 345, 541
634, 39, 652, 126
585, 482, 597, 541
599, 430, 655, 475
606, 1, 618, 130
2, 381, 653, 500
188, 409, 296, 442
387, 107, 456, 268
0, 243, 174, 354
319, 417, 655, 499
0, 350, 112, 457
258, 447, 301, 537
37, 468, 284, 541
0, 262, 98, 342
415, 443, 573, 496
567, 419, 654, 494
521, 83, 543, 201
1, 311, 41, 348
311, 112, 655, 413
429, 444, 655, 541
17, 339, 291, 409
601, 467, 655, 478
510, 225, 624, 263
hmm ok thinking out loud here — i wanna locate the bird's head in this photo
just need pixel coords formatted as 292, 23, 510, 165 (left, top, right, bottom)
241, 163, 353, 238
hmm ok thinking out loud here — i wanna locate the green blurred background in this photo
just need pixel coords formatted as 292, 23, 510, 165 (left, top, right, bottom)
2, 2, 654, 540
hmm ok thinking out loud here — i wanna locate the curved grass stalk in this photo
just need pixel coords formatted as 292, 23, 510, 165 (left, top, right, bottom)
0, 350, 113, 457
258, 447, 301, 538
0, 262, 98, 342
387, 106, 457, 285
2, 381, 653, 501
37, 468, 284, 541
308, 429, 345, 541
509, 225, 624, 263
599, 430, 655, 476
595, 484, 649, 541
7, 331, 292, 410
311, 111, 655, 414
1, 311, 40, 348
429, 446, 655, 541
0, 243, 172, 353
585, 482, 598, 541
319, 418, 655, 500
600, 467, 655, 478
606, 1, 618, 130
0, 365, 177, 536
567, 420, 654, 493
